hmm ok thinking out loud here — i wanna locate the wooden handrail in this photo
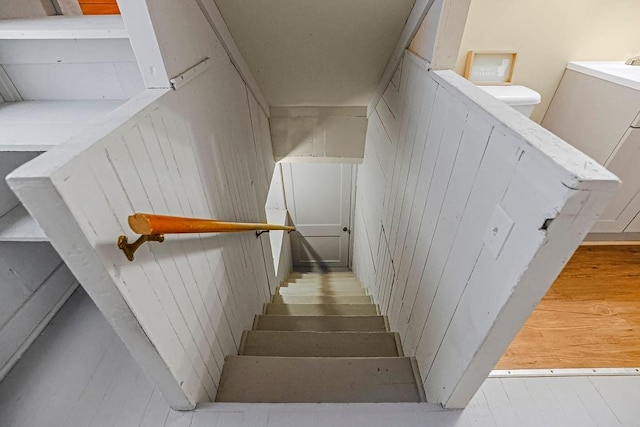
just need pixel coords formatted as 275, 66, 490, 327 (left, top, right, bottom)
118, 213, 295, 261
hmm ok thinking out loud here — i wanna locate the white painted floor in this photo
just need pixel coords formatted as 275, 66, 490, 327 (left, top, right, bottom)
1, 288, 639, 426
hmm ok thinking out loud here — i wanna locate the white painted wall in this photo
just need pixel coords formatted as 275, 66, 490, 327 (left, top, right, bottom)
352, 52, 618, 407
270, 107, 367, 163
454, 0, 640, 123
9, 0, 280, 409
214, 0, 415, 107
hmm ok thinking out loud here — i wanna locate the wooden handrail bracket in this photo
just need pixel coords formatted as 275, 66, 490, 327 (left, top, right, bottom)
118, 213, 295, 262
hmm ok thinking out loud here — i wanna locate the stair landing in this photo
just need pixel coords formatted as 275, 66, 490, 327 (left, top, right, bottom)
216, 272, 426, 403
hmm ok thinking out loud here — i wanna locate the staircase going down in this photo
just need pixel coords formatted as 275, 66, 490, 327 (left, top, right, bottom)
216, 272, 427, 403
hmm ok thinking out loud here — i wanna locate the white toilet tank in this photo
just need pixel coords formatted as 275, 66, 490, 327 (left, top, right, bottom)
478, 85, 541, 118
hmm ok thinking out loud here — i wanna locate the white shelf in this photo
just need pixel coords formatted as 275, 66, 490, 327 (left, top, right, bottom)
0, 204, 47, 242
0, 100, 125, 151
0, 16, 128, 40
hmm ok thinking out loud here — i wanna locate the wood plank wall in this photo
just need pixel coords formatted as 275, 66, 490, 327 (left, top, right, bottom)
352, 52, 618, 408
79, 0, 120, 15
28, 80, 275, 406
8, 0, 278, 408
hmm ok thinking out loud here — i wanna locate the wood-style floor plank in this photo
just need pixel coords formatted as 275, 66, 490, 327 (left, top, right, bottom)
79, 1, 120, 15
497, 245, 640, 369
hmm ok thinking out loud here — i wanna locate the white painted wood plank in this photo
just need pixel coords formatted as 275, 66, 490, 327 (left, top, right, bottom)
0, 100, 124, 123
140, 113, 237, 363
553, 377, 621, 426
194, 0, 270, 117
0, 151, 38, 216
113, 370, 156, 427
0, 264, 77, 380
116, 0, 170, 89
368, 0, 436, 116
4, 62, 144, 100
0, 242, 61, 293
164, 410, 194, 427
53, 0, 82, 15
589, 376, 640, 426
0, 38, 136, 64
410, 109, 493, 361
138, 388, 171, 427
497, 378, 546, 427
0, 16, 128, 39
0, 204, 47, 241
0, 289, 126, 427
0, 65, 21, 101
67, 159, 209, 401
520, 377, 571, 426
401, 85, 477, 354
479, 379, 522, 426
98, 134, 217, 400
124, 123, 223, 391
64, 335, 128, 426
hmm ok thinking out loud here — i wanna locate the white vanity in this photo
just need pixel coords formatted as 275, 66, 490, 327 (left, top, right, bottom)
542, 61, 640, 238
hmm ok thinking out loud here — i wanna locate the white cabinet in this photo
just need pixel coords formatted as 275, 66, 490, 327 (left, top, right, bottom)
542, 65, 640, 235
595, 128, 640, 232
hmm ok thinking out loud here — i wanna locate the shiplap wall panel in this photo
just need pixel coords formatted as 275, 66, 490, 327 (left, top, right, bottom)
352, 52, 618, 408
10, 34, 279, 408
0, 38, 144, 101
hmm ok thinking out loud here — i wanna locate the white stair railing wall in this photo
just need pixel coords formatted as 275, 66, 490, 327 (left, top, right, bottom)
351, 51, 619, 408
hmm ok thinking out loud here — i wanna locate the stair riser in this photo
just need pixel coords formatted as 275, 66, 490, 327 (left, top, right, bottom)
240, 331, 402, 357
264, 304, 379, 316
253, 315, 389, 332
287, 278, 361, 285
289, 272, 355, 279
278, 288, 367, 296
271, 295, 372, 304
281, 282, 364, 290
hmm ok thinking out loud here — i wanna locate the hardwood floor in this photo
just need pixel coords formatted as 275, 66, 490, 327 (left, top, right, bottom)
496, 245, 640, 369
79, 0, 120, 15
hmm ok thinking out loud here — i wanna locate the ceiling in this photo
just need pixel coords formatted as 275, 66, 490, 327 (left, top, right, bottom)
215, 0, 415, 107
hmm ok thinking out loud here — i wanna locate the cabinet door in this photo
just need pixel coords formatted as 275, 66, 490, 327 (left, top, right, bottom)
593, 127, 640, 232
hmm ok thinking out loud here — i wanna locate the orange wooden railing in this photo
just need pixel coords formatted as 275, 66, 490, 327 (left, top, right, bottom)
118, 213, 295, 261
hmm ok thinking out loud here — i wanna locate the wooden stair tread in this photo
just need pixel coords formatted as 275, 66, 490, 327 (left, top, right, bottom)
215, 272, 424, 404
240, 331, 402, 357
216, 356, 426, 403
264, 303, 379, 316
253, 315, 389, 331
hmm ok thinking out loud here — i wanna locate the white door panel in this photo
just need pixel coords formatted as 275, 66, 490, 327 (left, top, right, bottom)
283, 163, 352, 268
